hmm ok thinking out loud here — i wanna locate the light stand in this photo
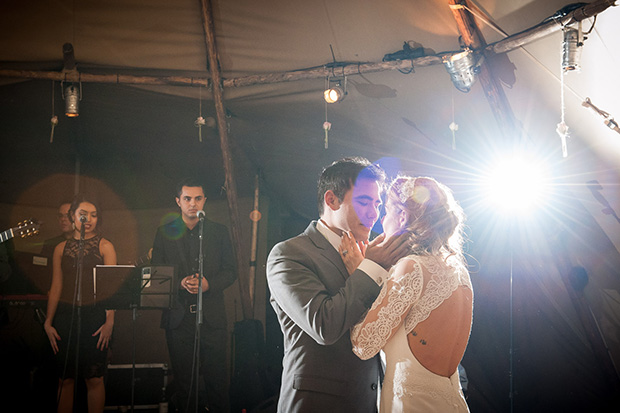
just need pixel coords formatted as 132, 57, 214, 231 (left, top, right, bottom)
508, 238, 514, 413
130, 300, 138, 412
482, 154, 549, 413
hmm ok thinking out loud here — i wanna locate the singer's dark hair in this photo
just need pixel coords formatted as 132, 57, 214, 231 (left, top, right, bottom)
175, 177, 206, 198
68, 194, 103, 233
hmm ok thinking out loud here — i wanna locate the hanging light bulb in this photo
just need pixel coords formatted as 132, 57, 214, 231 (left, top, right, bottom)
63, 83, 82, 117
562, 25, 583, 72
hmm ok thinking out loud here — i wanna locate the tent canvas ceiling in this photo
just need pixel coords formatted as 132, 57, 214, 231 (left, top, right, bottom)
1, 1, 619, 218
1, 0, 620, 411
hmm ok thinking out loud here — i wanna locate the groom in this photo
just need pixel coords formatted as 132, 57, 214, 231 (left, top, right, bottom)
267, 157, 409, 412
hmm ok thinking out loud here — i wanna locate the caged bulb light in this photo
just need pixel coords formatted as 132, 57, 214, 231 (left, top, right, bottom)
442, 49, 480, 93
63, 84, 81, 117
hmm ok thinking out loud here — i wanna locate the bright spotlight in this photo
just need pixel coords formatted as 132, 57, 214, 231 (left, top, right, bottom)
484, 155, 548, 214
324, 86, 346, 103
324, 76, 347, 103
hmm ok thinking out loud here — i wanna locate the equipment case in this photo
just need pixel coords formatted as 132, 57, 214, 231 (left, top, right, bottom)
105, 363, 168, 411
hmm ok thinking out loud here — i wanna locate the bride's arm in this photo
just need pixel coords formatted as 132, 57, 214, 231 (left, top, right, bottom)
351, 258, 423, 359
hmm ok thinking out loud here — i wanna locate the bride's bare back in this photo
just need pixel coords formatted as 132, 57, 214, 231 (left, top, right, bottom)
407, 283, 473, 377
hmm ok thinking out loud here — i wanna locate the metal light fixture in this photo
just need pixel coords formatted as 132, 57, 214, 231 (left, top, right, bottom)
582, 97, 620, 135
562, 25, 583, 72
324, 76, 347, 103
442, 49, 480, 93
62, 82, 82, 117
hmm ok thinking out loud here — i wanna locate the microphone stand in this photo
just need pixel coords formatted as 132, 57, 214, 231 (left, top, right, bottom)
130, 289, 139, 413
73, 218, 86, 411
194, 212, 205, 413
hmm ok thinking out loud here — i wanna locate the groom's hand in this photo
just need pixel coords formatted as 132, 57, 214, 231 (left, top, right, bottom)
364, 232, 410, 270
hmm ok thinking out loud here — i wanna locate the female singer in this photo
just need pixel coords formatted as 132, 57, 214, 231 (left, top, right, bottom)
43, 195, 116, 413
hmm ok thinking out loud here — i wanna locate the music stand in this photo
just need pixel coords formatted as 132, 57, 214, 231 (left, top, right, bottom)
138, 266, 176, 309
94, 264, 141, 412
95, 265, 175, 412
93, 265, 137, 310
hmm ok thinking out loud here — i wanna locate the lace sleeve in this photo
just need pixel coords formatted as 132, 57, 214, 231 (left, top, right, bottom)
351, 258, 424, 359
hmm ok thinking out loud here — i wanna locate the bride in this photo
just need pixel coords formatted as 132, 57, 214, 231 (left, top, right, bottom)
340, 176, 472, 412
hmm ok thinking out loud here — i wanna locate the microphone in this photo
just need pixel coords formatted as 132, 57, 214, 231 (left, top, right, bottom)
197, 210, 205, 221
79, 215, 86, 240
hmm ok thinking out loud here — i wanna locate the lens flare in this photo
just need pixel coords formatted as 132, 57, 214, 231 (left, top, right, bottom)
160, 212, 186, 240
484, 155, 548, 214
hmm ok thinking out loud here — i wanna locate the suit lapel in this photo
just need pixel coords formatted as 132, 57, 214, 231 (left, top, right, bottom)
171, 217, 192, 277
305, 221, 349, 281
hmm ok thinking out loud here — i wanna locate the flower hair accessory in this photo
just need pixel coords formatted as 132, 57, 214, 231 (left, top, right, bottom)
398, 178, 431, 205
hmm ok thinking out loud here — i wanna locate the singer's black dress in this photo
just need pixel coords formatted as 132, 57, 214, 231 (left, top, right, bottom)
53, 235, 109, 379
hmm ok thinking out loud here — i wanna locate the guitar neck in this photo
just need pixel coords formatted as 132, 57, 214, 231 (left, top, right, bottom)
133, 251, 152, 267
134, 255, 148, 266
0, 228, 14, 243
0, 219, 40, 244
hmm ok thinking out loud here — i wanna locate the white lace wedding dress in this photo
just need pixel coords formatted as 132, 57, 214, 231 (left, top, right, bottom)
351, 255, 472, 412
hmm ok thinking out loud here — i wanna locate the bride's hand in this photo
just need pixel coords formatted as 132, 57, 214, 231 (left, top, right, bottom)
339, 231, 364, 275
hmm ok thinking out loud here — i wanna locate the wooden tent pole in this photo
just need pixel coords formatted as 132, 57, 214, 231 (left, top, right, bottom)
448, 0, 517, 139
199, 0, 253, 320
248, 175, 260, 308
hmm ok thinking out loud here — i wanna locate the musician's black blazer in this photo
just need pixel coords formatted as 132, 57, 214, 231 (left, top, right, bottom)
151, 216, 236, 330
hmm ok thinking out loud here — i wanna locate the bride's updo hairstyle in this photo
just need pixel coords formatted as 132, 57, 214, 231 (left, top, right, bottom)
387, 176, 465, 264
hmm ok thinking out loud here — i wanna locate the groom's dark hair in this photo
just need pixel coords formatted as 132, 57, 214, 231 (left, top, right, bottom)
317, 157, 386, 216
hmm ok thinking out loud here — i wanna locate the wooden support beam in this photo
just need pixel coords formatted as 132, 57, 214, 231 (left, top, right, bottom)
0, 0, 614, 90
0, 69, 212, 87
0, 56, 441, 88
448, 0, 517, 139
486, 0, 616, 55
0, 69, 210, 86
199, 0, 253, 321
222, 57, 440, 88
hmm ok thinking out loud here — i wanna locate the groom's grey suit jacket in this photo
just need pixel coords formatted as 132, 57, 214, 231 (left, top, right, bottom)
267, 221, 382, 413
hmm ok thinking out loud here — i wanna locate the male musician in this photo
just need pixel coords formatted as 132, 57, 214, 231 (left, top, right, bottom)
0, 239, 13, 285
151, 178, 237, 413
267, 157, 409, 412
39, 202, 73, 259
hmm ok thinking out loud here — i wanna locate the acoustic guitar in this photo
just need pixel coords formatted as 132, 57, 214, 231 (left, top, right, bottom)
0, 218, 40, 244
